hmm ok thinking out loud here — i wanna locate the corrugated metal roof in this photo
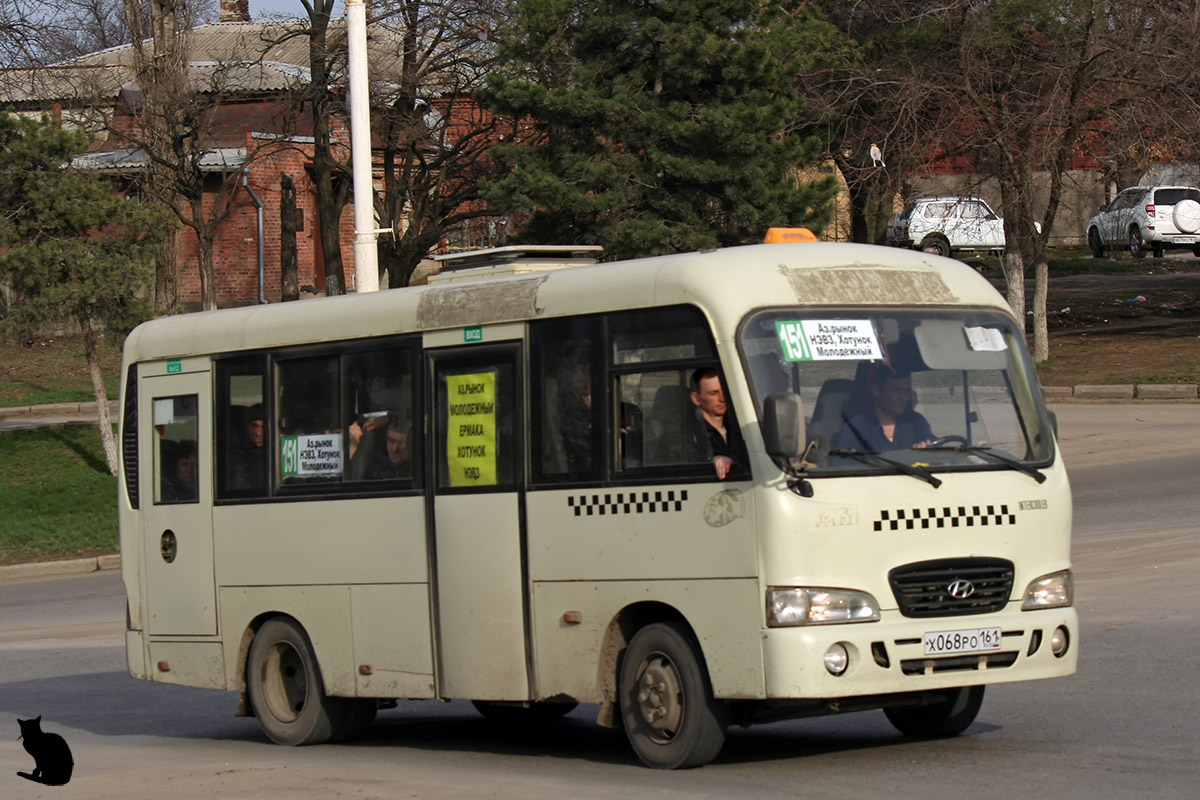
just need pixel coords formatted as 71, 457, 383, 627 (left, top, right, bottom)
72, 146, 246, 172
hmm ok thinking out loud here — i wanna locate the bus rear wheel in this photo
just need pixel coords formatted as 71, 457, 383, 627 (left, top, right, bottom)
248, 617, 359, 745
618, 622, 729, 769
884, 685, 985, 738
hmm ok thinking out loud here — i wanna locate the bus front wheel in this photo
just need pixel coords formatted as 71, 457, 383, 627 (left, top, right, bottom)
618, 622, 729, 769
247, 617, 357, 745
884, 685, 985, 738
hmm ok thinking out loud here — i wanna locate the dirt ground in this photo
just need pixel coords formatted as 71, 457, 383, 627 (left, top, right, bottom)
1, 262, 1198, 392
1029, 257, 1200, 385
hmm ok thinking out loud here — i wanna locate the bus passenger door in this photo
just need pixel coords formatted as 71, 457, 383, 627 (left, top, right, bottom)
429, 346, 529, 700
139, 371, 216, 636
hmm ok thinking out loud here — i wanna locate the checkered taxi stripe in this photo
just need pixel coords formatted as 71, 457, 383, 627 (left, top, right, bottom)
874, 504, 1015, 531
569, 490, 688, 516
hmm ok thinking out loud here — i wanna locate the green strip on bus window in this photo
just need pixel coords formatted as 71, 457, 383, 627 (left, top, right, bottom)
464, 326, 483, 343
167, 359, 182, 374
775, 319, 882, 362
446, 372, 497, 487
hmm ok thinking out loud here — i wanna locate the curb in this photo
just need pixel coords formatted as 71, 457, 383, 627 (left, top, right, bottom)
1042, 384, 1199, 402
0, 554, 120, 583
0, 401, 119, 420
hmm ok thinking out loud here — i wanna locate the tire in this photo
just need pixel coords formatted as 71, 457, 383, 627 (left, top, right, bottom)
1129, 228, 1147, 258
1087, 228, 1104, 258
618, 622, 729, 769
1193, 246, 1200, 258
472, 700, 579, 723
920, 236, 951, 258
247, 617, 352, 746
1173, 199, 1200, 233
1152, 243, 1165, 258
884, 685, 985, 738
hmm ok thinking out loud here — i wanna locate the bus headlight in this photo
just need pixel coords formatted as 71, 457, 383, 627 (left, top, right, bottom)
766, 587, 880, 626
1021, 570, 1073, 610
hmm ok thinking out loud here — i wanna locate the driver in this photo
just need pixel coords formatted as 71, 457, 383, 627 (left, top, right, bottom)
832, 365, 933, 452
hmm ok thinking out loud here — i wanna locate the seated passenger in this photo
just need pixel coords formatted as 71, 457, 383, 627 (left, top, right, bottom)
229, 404, 265, 491
161, 439, 198, 502
831, 365, 933, 452
349, 416, 414, 480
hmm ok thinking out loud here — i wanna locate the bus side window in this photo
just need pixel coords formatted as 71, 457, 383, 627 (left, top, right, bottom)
530, 317, 602, 484
344, 348, 418, 484
153, 395, 199, 504
216, 356, 267, 499
276, 355, 340, 487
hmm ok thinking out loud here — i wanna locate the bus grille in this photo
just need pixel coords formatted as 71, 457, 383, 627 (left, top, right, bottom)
888, 557, 1014, 617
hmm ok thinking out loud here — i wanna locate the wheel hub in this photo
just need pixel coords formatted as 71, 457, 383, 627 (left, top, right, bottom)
636, 655, 683, 740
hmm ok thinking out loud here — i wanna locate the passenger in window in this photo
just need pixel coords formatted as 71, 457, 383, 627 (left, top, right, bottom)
351, 416, 414, 480
161, 439, 198, 502
691, 368, 742, 480
347, 413, 388, 462
561, 370, 593, 474
831, 365, 933, 453
230, 403, 266, 491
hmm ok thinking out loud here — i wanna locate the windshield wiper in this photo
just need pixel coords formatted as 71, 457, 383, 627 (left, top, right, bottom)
924, 444, 1046, 483
832, 449, 942, 488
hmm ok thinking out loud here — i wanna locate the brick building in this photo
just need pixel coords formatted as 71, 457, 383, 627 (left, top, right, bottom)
0, 1, 372, 306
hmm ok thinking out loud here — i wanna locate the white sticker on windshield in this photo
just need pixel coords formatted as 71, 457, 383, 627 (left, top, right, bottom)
776, 320, 883, 361
964, 326, 1007, 352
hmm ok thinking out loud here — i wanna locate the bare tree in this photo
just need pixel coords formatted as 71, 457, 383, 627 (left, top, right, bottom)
370, 0, 505, 287
119, 0, 278, 311
299, 0, 349, 295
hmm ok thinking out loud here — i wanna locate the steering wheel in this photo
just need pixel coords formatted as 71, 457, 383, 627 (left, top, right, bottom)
927, 435, 969, 448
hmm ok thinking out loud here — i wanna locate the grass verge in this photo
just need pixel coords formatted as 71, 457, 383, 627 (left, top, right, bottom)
0, 425, 118, 564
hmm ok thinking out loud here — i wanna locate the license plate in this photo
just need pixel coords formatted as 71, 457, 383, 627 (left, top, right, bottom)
1173, 237, 1196, 244
923, 627, 1003, 655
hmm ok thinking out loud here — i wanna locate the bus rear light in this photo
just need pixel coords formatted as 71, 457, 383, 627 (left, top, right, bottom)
157, 661, 170, 672
562, 611, 582, 624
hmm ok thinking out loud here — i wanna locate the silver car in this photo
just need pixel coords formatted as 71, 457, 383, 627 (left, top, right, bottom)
1086, 185, 1200, 258
886, 196, 1006, 257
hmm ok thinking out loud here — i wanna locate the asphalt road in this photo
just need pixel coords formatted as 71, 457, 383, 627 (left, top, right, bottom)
1, 405, 1197, 798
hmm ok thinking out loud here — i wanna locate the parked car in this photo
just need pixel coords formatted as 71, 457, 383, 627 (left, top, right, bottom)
885, 196, 1006, 257
1086, 185, 1200, 258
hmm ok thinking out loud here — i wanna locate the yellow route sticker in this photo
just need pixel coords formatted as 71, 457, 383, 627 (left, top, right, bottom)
446, 372, 497, 487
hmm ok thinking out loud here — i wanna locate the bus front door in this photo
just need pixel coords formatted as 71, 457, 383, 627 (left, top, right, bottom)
138, 370, 216, 636
429, 346, 530, 701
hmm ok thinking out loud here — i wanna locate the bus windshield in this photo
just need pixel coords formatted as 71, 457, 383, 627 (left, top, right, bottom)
739, 307, 1054, 474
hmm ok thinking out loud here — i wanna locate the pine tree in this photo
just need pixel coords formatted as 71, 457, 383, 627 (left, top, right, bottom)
0, 114, 160, 475
479, 0, 839, 259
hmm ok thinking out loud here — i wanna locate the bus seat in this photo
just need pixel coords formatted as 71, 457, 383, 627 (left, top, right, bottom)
645, 384, 692, 465
808, 379, 856, 446
619, 401, 644, 469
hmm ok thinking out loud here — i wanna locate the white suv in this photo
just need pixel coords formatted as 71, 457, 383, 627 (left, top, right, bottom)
1086, 185, 1200, 258
886, 196, 1005, 257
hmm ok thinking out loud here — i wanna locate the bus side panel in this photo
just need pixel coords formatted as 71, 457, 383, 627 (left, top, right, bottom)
530, 578, 765, 701
220, 586, 356, 697
525, 482, 759, 582
349, 584, 435, 698
212, 497, 428, 587
145, 641, 226, 689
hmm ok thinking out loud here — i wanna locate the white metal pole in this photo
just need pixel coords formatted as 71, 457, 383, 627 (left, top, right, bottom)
347, 0, 379, 292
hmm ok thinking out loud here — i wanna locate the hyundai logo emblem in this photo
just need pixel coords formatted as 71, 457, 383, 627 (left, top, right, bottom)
947, 579, 976, 599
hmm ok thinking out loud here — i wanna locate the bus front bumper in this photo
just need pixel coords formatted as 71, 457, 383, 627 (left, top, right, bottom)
759, 607, 1078, 700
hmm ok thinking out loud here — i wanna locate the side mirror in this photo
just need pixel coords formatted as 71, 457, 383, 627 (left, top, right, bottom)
762, 392, 806, 459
